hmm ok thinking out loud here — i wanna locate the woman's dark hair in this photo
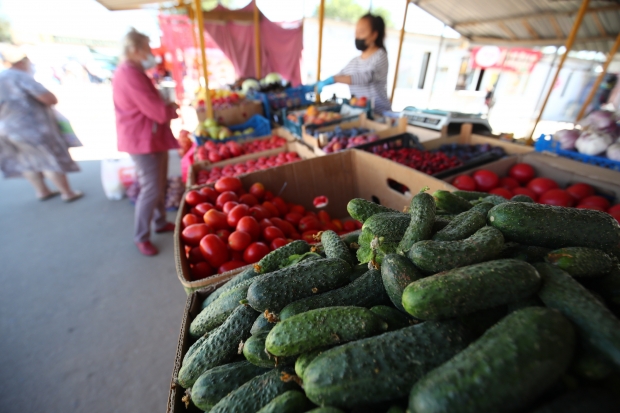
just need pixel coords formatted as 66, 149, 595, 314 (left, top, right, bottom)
361, 13, 386, 49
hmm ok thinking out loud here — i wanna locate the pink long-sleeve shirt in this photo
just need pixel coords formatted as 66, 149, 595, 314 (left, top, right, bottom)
112, 61, 179, 154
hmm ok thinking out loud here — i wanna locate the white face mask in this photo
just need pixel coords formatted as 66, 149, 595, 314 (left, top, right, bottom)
141, 54, 157, 70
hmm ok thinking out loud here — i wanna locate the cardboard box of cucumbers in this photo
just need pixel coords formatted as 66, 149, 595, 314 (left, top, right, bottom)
169, 187, 620, 413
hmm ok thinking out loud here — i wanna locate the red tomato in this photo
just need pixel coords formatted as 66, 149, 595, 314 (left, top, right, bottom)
203, 209, 229, 230
215, 229, 231, 243
609, 211, 620, 224
199, 234, 230, 268
499, 177, 520, 190
577, 204, 607, 211
214, 176, 242, 194
195, 202, 215, 216
230, 250, 244, 262
452, 175, 477, 191
289, 204, 305, 215
527, 178, 559, 196
270, 238, 288, 250
249, 205, 271, 221
190, 262, 214, 281
216, 191, 239, 210
509, 163, 536, 184
262, 201, 280, 218
285, 212, 303, 226
187, 247, 204, 264
608, 204, 620, 214
343, 221, 358, 232
331, 219, 344, 231
249, 182, 266, 199
181, 224, 211, 246
489, 187, 513, 199
271, 197, 289, 215
317, 210, 331, 224
229, 230, 252, 251
566, 183, 595, 201
511, 187, 538, 201
578, 195, 610, 210
321, 221, 339, 232
299, 216, 321, 232
263, 226, 285, 242
222, 201, 239, 214
472, 170, 499, 192
182, 214, 201, 228
185, 190, 207, 206
538, 189, 575, 207
237, 216, 260, 240
301, 229, 321, 243
270, 217, 296, 237
227, 204, 250, 228
239, 193, 259, 206
264, 190, 275, 201
259, 218, 274, 231
243, 242, 270, 264
199, 187, 219, 203
289, 231, 301, 240
304, 211, 318, 219
218, 261, 248, 274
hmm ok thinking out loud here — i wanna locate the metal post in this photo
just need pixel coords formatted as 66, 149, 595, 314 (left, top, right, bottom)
316, 0, 325, 103
427, 23, 446, 108
528, 0, 590, 141
390, 0, 410, 104
575, 32, 620, 121
254, 1, 261, 79
193, 0, 213, 120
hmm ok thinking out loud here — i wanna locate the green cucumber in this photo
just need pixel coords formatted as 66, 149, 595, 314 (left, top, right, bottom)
370, 305, 415, 331
190, 278, 254, 337
488, 202, 620, 250
506, 296, 543, 313
536, 262, 620, 366
529, 388, 617, 413
381, 254, 425, 312
256, 240, 311, 274
279, 269, 388, 320
295, 347, 330, 379
304, 320, 472, 408
190, 361, 269, 411
279, 252, 322, 269
432, 210, 486, 241
347, 198, 399, 223
247, 258, 351, 313
499, 243, 551, 263
432, 190, 472, 214
357, 212, 411, 265
469, 202, 494, 214
256, 390, 314, 413
251, 313, 274, 335
265, 306, 388, 357
397, 190, 436, 254
511, 194, 535, 203
306, 408, 344, 413
456, 305, 507, 338
201, 267, 258, 309
183, 332, 210, 365
243, 331, 296, 368
408, 226, 504, 273
209, 367, 299, 413
349, 263, 370, 282
402, 259, 540, 320
408, 307, 575, 413
452, 190, 489, 201
341, 230, 360, 247
320, 230, 354, 267
482, 195, 509, 205
432, 218, 450, 233
545, 247, 613, 278
178, 304, 258, 388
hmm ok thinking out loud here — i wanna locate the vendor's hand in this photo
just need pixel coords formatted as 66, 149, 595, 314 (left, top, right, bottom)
316, 76, 335, 94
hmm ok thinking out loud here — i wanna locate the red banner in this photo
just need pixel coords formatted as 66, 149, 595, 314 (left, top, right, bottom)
472, 46, 542, 73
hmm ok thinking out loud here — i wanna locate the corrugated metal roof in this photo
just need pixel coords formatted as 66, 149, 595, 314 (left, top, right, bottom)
415, 0, 620, 53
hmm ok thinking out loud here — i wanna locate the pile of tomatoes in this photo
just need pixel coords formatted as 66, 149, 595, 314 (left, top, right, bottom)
181, 176, 361, 281
452, 163, 620, 222
372, 148, 462, 176
195, 152, 302, 185
195, 136, 288, 163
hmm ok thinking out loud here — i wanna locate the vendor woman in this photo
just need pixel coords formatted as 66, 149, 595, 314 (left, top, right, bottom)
316, 13, 391, 114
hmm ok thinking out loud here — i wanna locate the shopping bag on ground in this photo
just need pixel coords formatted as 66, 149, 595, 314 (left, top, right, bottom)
101, 157, 136, 200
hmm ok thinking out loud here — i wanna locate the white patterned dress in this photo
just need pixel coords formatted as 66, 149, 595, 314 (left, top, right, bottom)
0, 68, 79, 178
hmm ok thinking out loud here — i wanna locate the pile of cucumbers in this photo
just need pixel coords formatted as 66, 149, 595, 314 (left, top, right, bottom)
176, 188, 620, 413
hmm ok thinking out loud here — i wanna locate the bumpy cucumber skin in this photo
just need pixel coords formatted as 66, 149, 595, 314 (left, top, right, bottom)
482, 195, 509, 205
279, 269, 388, 320
347, 198, 399, 223
469, 202, 495, 215
361, 212, 410, 241
408, 307, 575, 413
370, 305, 414, 331
190, 278, 254, 337
295, 347, 330, 378
402, 259, 540, 320
202, 267, 258, 309
499, 243, 551, 263
511, 194, 535, 203
183, 332, 210, 365
304, 320, 472, 408
381, 254, 425, 312
247, 258, 351, 313
265, 306, 387, 357
306, 408, 344, 413
432, 218, 450, 233
408, 226, 504, 273
321, 230, 354, 267
209, 368, 299, 413
190, 361, 269, 411
256, 390, 314, 413
243, 331, 296, 368
251, 313, 275, 335
536, 263, 620, 366
348, 263, 369, 282
545, 247, 613, 278
529, 388, 617, 413
432, 210, 486, 241
397, 192, 436, 254
452, 190, 489, 201
433, 190, 472, 214
178, 304, 258, 388
256, 240, 311, 274
488, 202, 620, 250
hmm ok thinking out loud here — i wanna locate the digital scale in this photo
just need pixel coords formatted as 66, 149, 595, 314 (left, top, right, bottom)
400, 107, 493, 135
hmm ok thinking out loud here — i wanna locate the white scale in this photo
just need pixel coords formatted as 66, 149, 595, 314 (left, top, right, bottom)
400, 107, 492, 135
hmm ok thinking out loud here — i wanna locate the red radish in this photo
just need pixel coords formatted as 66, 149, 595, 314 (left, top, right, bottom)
578, 195, 610, 210
538, 189, 575, 207
509, 163, 536, 184
499, 177, 519, 190
489, 187, 513, 199
511, 187, 538, 201
527, 178, 559, 196
472, 170, 499, 192
452, 175, 477, 191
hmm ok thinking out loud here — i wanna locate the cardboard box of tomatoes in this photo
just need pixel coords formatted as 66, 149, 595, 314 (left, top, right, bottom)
174, 149, 455, 294
196, 100, 264, 126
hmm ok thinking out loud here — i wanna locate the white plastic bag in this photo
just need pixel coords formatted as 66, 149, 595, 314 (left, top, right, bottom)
101, 157, 135, 200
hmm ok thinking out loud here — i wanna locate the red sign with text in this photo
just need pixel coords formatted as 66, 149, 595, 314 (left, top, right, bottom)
472, 46, 542, 73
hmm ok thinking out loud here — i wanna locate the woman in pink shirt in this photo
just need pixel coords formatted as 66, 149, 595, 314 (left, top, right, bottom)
112, 29, 179, 256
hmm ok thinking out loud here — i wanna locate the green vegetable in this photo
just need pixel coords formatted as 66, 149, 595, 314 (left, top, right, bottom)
256, 240, 311, 274
499, 243, 550, 263
408, 226, 504, 273
511, 194, 535, 203
320, 230, 354, 267
545, 247, 613, 278
456, 305, 507, 338
432, 218, 451, 233
488, 202, 620, 250
256, 390, 314, 413
295, 347, 330, 379
506, 296, 543, 313
251, 313, 274, 335
306, 408, 344, 413
451, 190, 489, 201
397, 190, 436, 254
201, 267, 258, 309
265, 306, 387, 357
370, 305, 415, 331
402, 259, 540, 320
408, 307, 575, 413
381, 254, 425, 312
469, 202, 495, 214
357, 212, 410, 264
279, 252, 322, 269
348, 263, 369, 282
432, 190, 472, 214
183, 332, 210, 365
481, 195, 509, 205
347, 198, 399, 223
432, 209, 486, 241
243, 331, 296, 368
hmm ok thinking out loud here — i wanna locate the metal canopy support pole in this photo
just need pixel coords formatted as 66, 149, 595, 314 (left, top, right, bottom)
427, 23, 446, 108
254, 1, 261, 79
193, 0, 213, 120
575, 32, 620, 121
527, 0, 590, 141
316, 0, 325, 103
390, 0, 410, 104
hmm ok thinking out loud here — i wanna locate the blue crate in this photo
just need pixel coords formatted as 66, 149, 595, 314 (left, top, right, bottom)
535, 134, 620, 172
283, 105, 361, 138
192, 115, 271, 146
253, 85, 316, 124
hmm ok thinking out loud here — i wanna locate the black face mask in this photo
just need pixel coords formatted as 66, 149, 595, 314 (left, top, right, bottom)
355, 38, 368, 51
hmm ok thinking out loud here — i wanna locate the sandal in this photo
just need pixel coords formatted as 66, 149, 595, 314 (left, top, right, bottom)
62, 191, 84, 203
38, 191, 60, 201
